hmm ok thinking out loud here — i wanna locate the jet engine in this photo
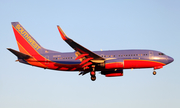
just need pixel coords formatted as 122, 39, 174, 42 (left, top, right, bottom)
104, 59, 124, 69
101, 69, 123, 77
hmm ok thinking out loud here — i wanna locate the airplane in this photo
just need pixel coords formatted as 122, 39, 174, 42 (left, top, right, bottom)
7, 22, 174, 81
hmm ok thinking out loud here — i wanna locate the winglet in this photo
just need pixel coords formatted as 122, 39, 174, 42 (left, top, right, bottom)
57, 25, 69, 41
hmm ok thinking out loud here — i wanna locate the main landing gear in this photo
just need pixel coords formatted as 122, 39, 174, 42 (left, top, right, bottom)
90, 65, 96, 81
90, 71, 96, 81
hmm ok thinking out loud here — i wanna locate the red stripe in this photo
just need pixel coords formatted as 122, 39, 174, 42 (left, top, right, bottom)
105, 62, 124, 69
124, 60, 165, 69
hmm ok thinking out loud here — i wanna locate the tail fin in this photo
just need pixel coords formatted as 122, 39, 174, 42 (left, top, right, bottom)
11, 22, 46, 55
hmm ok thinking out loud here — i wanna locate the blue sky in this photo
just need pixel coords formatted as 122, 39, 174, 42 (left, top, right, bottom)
0, 0, 179, 108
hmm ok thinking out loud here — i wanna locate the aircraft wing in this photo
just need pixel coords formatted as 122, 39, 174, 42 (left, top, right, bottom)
57, 26, 105, 68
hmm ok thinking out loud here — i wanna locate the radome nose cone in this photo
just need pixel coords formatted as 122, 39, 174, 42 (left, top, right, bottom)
168, 56, 174, 63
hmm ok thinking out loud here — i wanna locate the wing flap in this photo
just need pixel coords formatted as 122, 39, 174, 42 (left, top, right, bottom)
82, 62, 93, 68
75, 54, 89, 60
80, 57, 93, 65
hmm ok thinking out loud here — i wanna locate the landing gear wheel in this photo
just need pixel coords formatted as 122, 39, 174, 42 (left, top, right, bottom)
153, 71, 156, 75
90, 71, 96, 81
91, 76, 96, 81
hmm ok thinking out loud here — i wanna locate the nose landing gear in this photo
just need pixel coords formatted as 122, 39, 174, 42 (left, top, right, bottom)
153, 71, 156, 75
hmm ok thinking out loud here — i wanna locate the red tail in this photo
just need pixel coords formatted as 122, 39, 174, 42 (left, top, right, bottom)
11, 22, 45, 55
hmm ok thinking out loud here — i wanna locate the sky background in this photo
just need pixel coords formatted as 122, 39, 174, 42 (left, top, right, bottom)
0, 0, 179, 108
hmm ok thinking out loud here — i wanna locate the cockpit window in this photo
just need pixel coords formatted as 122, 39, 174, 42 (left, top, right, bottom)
159, 53, 165, 55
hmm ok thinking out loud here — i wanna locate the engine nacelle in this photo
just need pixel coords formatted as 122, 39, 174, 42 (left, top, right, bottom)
104, 59, 124, 69
101, 69, 123, 77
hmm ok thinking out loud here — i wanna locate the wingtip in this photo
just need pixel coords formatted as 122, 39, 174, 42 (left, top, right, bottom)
57, 26, 69, 41
7, 48, 12, 51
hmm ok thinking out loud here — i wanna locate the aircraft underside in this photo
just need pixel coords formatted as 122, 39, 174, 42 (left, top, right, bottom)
23, 58, 166, 81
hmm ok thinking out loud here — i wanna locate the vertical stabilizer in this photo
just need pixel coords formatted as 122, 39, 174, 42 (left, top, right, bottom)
11, 22, 46, 55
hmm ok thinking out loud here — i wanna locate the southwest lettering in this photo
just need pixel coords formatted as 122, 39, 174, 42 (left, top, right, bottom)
28, 38, 33, 43
15, 24, 41, 50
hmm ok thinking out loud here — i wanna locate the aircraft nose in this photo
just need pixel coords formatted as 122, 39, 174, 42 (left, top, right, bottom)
167, 56, 174, 64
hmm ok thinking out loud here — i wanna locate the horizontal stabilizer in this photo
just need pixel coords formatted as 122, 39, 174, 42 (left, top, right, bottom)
7, 48, 31, 59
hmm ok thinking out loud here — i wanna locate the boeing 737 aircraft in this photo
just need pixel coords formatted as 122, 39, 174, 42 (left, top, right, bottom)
8, 22, 174, 81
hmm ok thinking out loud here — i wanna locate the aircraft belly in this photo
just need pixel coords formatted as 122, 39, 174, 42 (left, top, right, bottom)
53, 62, 81, 71
124, 59, 165, 69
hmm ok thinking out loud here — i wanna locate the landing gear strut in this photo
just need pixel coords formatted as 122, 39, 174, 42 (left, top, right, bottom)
153, 71, 156, 75
90, 65, 96, 81
90, 71, 96, 81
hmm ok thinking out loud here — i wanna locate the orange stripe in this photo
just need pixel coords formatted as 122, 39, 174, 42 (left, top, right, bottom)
17, 41, 46, 68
